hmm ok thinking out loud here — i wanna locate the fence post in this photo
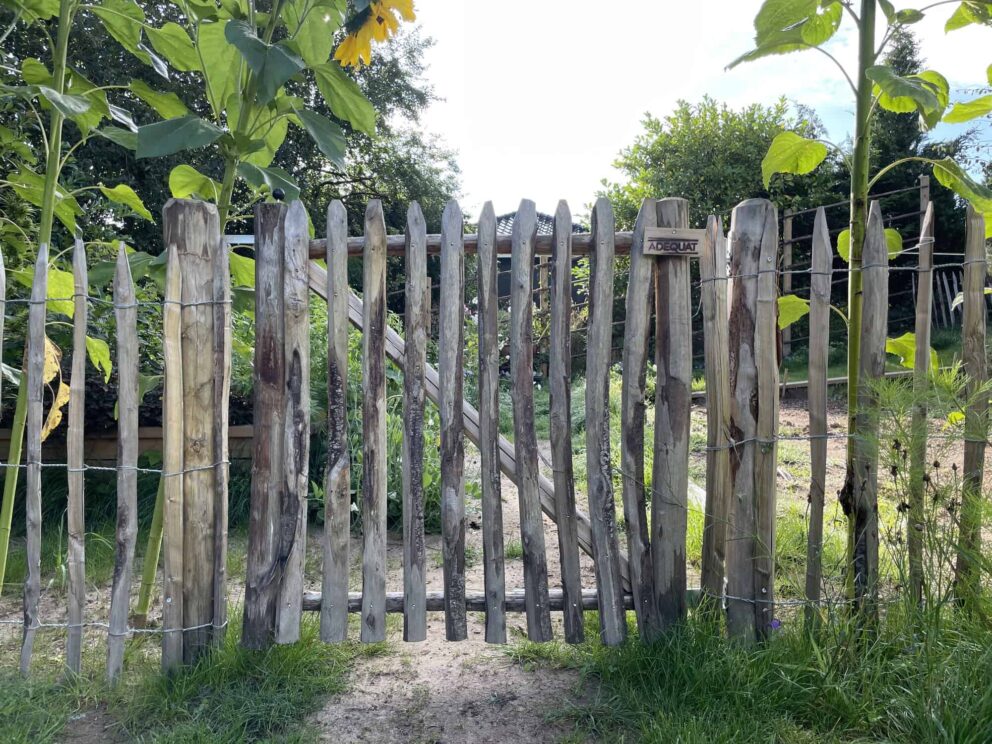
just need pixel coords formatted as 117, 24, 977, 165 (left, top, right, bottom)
726, 198, 779, 643
782, 208, 793, 358
66, 238, 86, 674
954, 205, 987, 610
908, 203, 934, 606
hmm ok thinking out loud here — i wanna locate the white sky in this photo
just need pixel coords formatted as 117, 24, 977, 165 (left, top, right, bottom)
407, 1, 991, 220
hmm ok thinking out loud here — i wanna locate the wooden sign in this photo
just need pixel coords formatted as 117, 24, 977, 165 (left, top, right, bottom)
643, 227, 706, 257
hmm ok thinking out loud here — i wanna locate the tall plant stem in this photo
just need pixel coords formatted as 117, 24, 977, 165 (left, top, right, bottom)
133, 477, 166, 627
0, 374, 29, 594
842, 0, 877, 600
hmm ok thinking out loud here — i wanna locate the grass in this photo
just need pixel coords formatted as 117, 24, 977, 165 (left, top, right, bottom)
512, 608, 992, 743
0, 613, 377, 743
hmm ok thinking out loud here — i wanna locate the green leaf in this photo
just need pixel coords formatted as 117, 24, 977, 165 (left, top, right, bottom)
314, 62, 377, 134
754, 0, 818, 45
868, 65, 941, 114
169, 164, 222, 200
239, 103, 289, 166
97, 125, 137, 150
37, 86, 91, 118
91, 0, 146, 56
728, 26, 806, 68
761, 131, 827, 188
801, 2, 842, 45
987, 63, 992, 85
197, 21, 241, 116
915, 70, 950, 129
930, 157, 992, 212
21, 58, 51, 85
129, 79, 189, 119
136, 115, 225, 158
878, 0, 896, 22
225, 20, 304, 105
836, 227, 902, 262
147, 23, 200, 72
885, 332, 938, 370
12, 266, 76, 317
8, 167, 82, 231
836, 229, 851, 262
895, 8, 925, 24
944, 94, 992, 123
951, 286, 992, 310
946, 2, 992, 32
85, 336, 113, 383
778, 294, 810, 330
108, 104, 137, 132
283, 0, 344, 66
229, 251, 255, 287
99, 183, 152, 220
17, 0, 59, 20
292, 108, 346, 167
237, 162, 301, 201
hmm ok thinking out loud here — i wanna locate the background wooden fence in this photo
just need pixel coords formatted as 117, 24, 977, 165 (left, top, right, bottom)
1, 192, 987, 680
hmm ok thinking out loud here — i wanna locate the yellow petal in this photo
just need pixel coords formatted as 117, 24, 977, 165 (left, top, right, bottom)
384, 0, 415, 22
334, 34, 361, 67
41, 378, 71, 442
43, 336, 62, 385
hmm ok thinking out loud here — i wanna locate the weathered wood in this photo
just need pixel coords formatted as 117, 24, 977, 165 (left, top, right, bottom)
477, 202, 506, 644
402, 202, 429, 642
585, 198, 627, 646
243, 202, 287, 650
212, 232, 231, 645
19, 242, 47, 677
698, 217, 731, 610
107, 244, 138, 683
941, 270, 955, 325
162, 243, 185, 671
620, 198, 657, 639
954, 205, 987, 609
361, 200, 388, 643
438, 199, 467, 641
302, 588, 653, 613
726, 199, 779, 643
275, 201, 310, 645
305, 266, 633, 590
652, 197, 692, 632
510, 199, 553, 643
851, 201, 888, 618
66, 238, 86, 674
322, 200, 351, 643
549, 200, 583, 644
168, 200, 222, 662
804, 208, 832, 628
781, 209, 793, 357
908, 203, 934, 607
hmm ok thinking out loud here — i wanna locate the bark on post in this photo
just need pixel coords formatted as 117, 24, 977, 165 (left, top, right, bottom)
585, 198, 627, 646
477, 202, 507, 644
322, 200, 351, 642
510, 199, 553, 642
652, 197, 692, 632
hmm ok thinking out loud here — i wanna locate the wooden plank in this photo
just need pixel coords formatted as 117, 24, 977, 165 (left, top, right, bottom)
941, 270, 954, 326
851, 201, 888, 618
212, 233, 231, 645
804, 208, 832, 628
954, 205, 987, 608
585, 198, 627, 646
19, 242, 47, 677
438, 199, 467, 641
107, 244, 138, 683
698, 217, 731, 610
782, 209, 793, 357
305, 266, 633, 590
171, 200, 222, 662
620, 198, 657, 639
361, 200, 388, 643
477, 202, 506, 644
549, 200, 583, 644
66, 238, 86, 675
302, 588, 653, 613
510, 199, 553, 643
275, 201, 310, 644
322, 200, 351, 643
652, 197, 692, 632
243, 202, 287, 650
161, 244, 184, 671
908, 203, 934, 606
402, 202, 429, 642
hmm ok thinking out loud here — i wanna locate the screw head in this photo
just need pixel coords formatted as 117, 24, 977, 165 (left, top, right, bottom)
273, 188, 286, 201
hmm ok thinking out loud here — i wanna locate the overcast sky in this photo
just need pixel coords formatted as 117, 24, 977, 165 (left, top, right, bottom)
406, 1, 991, 220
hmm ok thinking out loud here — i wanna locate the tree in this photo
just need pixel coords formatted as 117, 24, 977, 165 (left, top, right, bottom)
601, 96, 844, 231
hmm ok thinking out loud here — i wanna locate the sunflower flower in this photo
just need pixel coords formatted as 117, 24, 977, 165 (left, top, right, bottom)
368, 2, 400, 42
334, 22, 373, 68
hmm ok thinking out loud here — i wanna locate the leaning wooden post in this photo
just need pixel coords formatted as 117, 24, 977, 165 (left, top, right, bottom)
164, 199, 229, 662
19, 242, 47, 677
699, 217, 731, 613
585, 198, 627, 646
726, 199, 779, 643
781, 209, 793, 358
549, 200, 584, 644
621, 198, 657, 639
108, 244, 138, 684
652, 197, 692, 632
403, 202, 429, 642
510, 199, 553, 642
322, 200, 351, 642
851, 202, 888, 620
66, 238, 87, 674
477, 202, 507, 644
908, 203, 934, 607
953, 205, 987, 611
804, 208, 832, 629
361, 200, 388, 643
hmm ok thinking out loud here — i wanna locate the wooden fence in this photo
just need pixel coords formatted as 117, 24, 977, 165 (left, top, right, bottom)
1, 194, 987, 680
